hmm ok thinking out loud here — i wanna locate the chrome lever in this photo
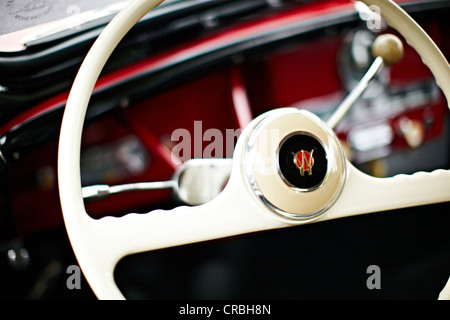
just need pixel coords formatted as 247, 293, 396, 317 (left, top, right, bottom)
327, 34, 404, 129
82, 181, 176, 201
82, 158, 233, 205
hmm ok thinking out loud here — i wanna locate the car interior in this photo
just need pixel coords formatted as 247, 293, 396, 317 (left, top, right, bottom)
0, 0, 449, 299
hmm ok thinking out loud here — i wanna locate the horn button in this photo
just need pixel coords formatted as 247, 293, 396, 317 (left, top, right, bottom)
245, 109, 346, 222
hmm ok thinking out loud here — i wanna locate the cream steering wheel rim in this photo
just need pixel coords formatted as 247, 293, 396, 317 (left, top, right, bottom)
58, 0, 450, 299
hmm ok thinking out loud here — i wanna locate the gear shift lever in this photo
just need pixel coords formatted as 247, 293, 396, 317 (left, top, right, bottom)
327, 33, 404, 129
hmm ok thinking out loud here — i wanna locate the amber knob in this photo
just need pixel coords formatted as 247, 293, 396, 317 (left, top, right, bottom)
372, 34, 404, 65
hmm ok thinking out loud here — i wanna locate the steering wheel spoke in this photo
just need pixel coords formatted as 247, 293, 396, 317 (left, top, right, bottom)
90, 177, 281, 264
324, 162, 450, 221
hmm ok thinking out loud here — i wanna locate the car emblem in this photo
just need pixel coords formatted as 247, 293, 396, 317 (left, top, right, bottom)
278, 133, 327, 190
292, 150, 314, 176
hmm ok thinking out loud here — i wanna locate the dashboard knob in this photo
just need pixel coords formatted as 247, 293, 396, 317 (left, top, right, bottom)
372, 33, 404, 65
398, 117, 425, 149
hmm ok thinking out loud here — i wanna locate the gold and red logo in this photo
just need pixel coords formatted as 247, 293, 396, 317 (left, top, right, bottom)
292, 150, 315, 176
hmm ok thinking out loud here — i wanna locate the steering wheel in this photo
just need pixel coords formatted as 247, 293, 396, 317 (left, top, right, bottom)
58, 0, 450, 299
